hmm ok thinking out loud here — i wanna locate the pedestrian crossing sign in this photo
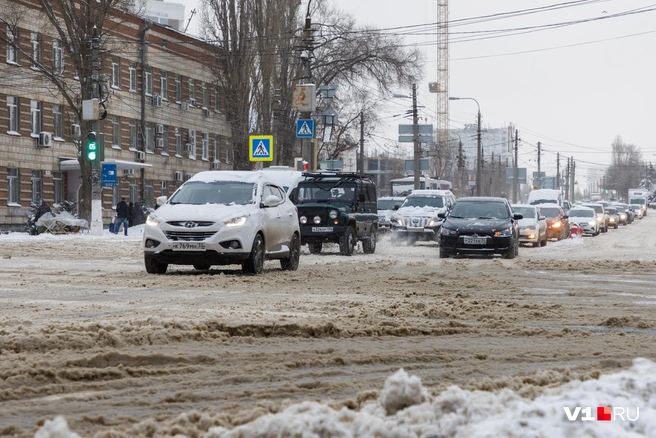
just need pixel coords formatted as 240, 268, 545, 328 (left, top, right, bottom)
249, 135, 274, 162
296, 119, 314, 138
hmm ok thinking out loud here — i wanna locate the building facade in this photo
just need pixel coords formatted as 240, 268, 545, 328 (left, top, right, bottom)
0, 0, 233, 231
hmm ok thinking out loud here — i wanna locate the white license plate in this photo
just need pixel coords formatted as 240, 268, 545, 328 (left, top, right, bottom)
312, 227, 333, 232
172, 242, 206, 251
407, 227, 424, 232
463, 237, 487, 245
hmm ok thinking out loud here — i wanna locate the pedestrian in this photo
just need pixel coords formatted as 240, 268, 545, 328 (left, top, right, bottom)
115, 198, 130, 236
132, 202, 145, 226
35, 201, 52, 221
128, 202, 134, 227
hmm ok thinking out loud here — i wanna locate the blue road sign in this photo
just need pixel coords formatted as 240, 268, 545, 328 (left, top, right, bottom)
249, 135, 274, 162
101, 163, 117, 187
296, 119, 314, 138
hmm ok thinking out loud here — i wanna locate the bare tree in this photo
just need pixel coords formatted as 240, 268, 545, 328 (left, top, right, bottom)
604, 135, 644, 200
1, 0, 136, 222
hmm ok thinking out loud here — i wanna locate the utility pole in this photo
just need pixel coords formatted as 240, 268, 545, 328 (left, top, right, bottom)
564, 157, 570, 201
513, 129, 519, 203
476, 110, 482, 196
556, 153, 560, 190
536, 142, 541, 189
570, 158, 576, 201
300, 8, 315, 171
412, 83, 420, 190
358, 111, 364, 174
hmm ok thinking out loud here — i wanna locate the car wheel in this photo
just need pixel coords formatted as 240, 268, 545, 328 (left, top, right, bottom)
614, 223, 618, 229
504, 239, 518, 259
541, 236, 547, 247
193, 264, 211, 271
339, 225, 356, 256
532, 241, 539, 248
280, 233, 300, 271
362, 227, 377, 254
242, 233, 265, 274
439, 247, 451, 258
308, 242, 322, 254
145, 256, 167, 274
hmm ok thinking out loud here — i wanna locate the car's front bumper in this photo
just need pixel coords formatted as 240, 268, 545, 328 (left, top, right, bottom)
518, 229, 539, 244
439, 234, 513, 255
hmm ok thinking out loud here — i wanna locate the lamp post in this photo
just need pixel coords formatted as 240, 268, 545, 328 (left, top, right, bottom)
450, 97, 481, 196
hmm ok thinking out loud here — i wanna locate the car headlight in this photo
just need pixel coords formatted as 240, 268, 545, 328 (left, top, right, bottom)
299, 216, 308, 224
329, 209, 339, 219
596, 216, 604, 222
440, 226, 457, 236
225, 216, 247, 227
391, 218, 403, 226
146, 214, 162, 227
494, 227, 513, 237
588, 221, 596, 227
552, 221, 561, 228
428, 218, 441, 227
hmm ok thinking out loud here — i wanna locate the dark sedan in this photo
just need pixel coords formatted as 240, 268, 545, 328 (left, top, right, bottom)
438, 197, 523, 259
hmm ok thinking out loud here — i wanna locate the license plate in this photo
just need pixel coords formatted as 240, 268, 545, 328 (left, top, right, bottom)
407, 227, 424, 232
172, 242, 206, 251
463, 237, 487, 245
312, 227, 333, 232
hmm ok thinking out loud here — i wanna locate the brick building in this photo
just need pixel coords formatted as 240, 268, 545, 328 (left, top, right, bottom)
0, 0, 233, 231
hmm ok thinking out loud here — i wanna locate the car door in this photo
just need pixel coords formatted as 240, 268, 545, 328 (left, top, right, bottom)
273, 184, 296, 246
261, 183, 283, 251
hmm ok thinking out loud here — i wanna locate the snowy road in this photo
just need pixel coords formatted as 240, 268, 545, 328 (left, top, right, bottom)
1, 214, 656, 437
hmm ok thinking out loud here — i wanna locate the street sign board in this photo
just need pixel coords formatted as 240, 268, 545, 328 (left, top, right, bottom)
296, 119, 314, 138
505, 167, 527, 184
249, 135, 274, 162
398, 125, 434, 143
405, 158, 429, 172
101, 163, 117, 187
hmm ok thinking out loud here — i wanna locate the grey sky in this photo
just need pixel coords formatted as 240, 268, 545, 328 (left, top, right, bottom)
178, 0, 656, 186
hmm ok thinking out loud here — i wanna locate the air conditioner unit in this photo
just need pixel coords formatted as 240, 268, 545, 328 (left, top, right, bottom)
184, 143, 193, 153
189, 98, 197, 107
203, 108, 211, 117
152, 94, 162, 107
180, 102, 189, 112
173, 171, 182, 182
124, 168, 135, 175
184, 173, 192, 181
136, 151, 145, 161
211, 162, 221, 170
156, 124, 164, 134
70, 124, 81, 138
38, 132, 53, 148
155, 138, 164, 149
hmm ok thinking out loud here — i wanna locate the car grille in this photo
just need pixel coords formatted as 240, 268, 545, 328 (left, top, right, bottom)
299, 207, 329, 226
401, 217, 430, 227
164, 231, 216, 241
167, 221, 215, 227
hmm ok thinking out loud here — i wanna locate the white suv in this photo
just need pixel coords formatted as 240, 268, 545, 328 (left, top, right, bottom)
390, 189, 456, 245
143, 171, 301, 274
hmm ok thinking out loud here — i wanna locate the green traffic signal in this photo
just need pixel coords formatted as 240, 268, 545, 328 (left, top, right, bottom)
86, 131, 98, 162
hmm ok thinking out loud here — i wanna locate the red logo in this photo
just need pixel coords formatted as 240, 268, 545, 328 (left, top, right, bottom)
597, 406, 612, 421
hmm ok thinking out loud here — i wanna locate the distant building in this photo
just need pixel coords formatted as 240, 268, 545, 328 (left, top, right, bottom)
450, 124, 514, 171
145, 0, 185, 32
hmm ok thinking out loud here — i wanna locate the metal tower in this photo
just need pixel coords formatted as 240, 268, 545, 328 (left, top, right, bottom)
434, 0, 449, 177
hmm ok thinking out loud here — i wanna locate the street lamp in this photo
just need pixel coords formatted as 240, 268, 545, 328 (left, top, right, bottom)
450, 97, 482, 196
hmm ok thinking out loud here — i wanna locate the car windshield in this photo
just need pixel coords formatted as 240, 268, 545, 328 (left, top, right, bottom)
168, 180, 256, 205
570, 209, 594, 218
512, 207, 535, 218
606, 208, 617, 214
401, 196, 444, 208
540, 207, 560, 217
450, 201, 509, 219
296, 182, 357, 204
584, 205, 603, 214
378, 199, 399, 210
630, 199, 645, 205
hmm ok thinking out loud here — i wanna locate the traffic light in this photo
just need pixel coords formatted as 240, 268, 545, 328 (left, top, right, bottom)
86, 131, 98, 162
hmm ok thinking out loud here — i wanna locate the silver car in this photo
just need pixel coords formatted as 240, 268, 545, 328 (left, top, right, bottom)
567, 206, 599, 236
511, 204, 548, 247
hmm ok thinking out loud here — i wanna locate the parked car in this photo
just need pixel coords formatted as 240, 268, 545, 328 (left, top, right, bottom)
377, 196, 406, 233
143, 171, 301, 275
295, 172, 378, 256
538, 204, 570, 240
511, 204, 548, 247
605, 206, 620, 229
583, 203, 609, 232
438, 197, 522, 259
390, 189, 456, 245
567, 206, 600, 236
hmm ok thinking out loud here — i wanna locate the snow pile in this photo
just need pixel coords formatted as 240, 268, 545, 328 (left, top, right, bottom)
33, 360, 656, 438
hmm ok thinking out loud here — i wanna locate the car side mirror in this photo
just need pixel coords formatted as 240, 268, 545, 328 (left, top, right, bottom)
563, 215, 568, 219
262, 195, 281, 208
538, 215, 545, 220
513, 213, 524, 220
394, 205, 400, 210
438, 212, 446, 219
156, 195, 167, 206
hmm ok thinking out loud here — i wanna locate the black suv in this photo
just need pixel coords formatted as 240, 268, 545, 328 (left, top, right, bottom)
294, 172, 378, 256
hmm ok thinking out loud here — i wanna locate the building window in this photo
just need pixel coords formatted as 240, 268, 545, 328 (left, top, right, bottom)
53, 39, 64, 75
31, 100, 41, 137
202, 82, 208, 109
53, 171, 63, 205
53, 104, 63, 139
113, 183, 121, 207
129, 183, 138, 203
160, 71, 168, 100
202, 132, 209, 160
175, 127, 182, 156
112, 115, 121, 148
226, 138, 232, 163
6, 26, 17, 64
213, 135, 221, 162
111, 57, 120, 88
188, 78, 195, 105
144, 183, 154, 207
145, 66, 152, 96
129, 119, 137, 150
188, 130, 196, 159
145, 122, 153, 152
129, 63, 137, 92
160, 125, 169, 155
7, 96, 19, 134
161, 180, 168, 197
31, 170, 43, 206
214, 87, 221, 112
175, 75, 182, 102
31, 32, 41, 68
7, 168, 19, 204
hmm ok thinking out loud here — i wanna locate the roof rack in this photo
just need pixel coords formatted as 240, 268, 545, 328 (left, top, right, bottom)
302, 171, 373, 180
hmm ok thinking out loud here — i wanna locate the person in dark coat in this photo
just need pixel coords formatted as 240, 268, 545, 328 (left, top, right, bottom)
35, 201, 52, 221
115, 198, 130, 236
132, 202, 145, 226
128, 202, 134, 227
